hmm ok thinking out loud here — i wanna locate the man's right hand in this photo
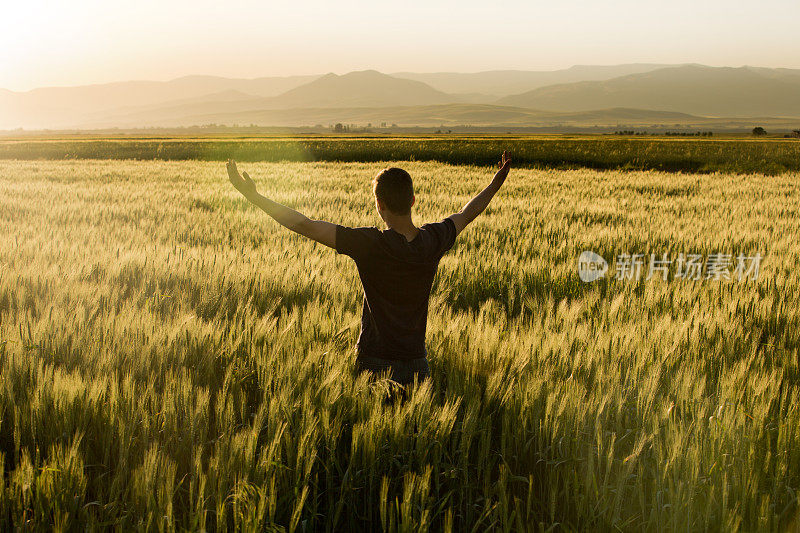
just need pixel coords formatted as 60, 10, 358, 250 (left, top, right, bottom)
447, 150, 513, 235
494, 150, 512, 182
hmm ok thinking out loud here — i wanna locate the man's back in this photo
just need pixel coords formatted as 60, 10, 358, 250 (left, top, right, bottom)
335, 218, 457, 360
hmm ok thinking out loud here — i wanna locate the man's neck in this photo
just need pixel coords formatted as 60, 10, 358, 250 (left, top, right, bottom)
384, 215, 419, 242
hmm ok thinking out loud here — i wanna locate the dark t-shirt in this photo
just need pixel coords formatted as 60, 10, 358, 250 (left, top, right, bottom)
336, 217, 458, 360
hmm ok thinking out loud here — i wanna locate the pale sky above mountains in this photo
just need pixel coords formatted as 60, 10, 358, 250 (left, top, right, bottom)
2, 0, 799, 91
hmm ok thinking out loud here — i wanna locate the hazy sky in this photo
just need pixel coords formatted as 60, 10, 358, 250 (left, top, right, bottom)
2, 0, 799, 91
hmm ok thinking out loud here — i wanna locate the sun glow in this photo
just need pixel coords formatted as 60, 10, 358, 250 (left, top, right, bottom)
2, 0, 799, 91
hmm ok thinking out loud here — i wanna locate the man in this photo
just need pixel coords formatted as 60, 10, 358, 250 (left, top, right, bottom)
226, 151, 512, 386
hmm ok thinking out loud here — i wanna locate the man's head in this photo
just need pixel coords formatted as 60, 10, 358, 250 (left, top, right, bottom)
373, 167, 415, 219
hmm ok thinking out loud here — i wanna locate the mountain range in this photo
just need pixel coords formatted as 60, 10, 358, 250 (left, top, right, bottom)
497, 65, 800, 117
2, 64, 799, 131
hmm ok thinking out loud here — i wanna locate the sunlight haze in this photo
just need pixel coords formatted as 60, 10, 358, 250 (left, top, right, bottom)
2, 0, 799, 90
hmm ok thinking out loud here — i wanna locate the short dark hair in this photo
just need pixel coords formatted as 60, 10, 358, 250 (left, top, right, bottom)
372, 167, 414, 215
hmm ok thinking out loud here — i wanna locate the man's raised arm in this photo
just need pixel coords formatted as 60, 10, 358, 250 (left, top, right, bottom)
226, 159, 336, 249
448, 151, 512, 235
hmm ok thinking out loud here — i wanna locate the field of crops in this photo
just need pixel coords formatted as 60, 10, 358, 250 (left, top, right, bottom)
2, 135, 800, 174
1, 158, 799, 530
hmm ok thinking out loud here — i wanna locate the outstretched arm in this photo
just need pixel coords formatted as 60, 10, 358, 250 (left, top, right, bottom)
448, 150, 512, 235
226, 160, 336, 249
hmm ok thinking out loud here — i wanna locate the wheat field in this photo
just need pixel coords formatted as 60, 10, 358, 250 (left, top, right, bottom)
0, 159, 798, 531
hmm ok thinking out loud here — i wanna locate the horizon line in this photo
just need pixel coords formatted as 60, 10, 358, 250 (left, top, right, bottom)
6, 62, 800, 93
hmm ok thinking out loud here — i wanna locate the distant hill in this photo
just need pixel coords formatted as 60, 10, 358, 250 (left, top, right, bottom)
88, 71, 462, 127
0, 74, 320, 129
497, 65, 800, 117
392, 64, 676, 97
0, 70, 461, 129
259, 70, 459, 109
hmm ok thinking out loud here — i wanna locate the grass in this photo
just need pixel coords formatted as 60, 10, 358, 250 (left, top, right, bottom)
1, 135, 800, 174
0, 159, 798, 530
